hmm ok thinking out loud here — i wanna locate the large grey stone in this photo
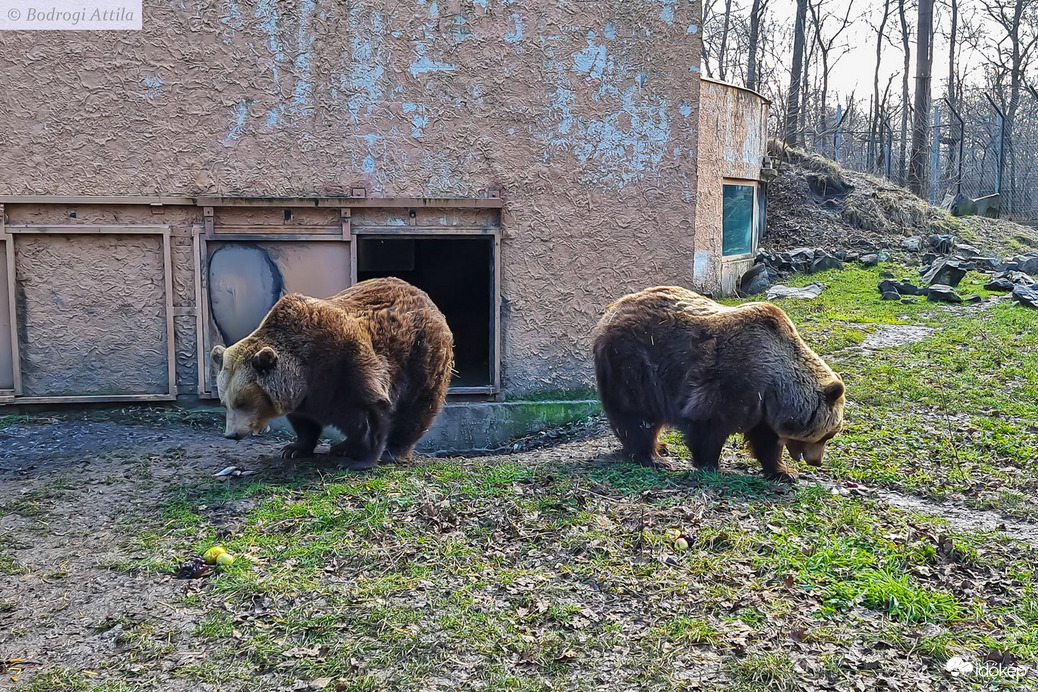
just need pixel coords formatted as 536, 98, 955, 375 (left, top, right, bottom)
879, 279, 922, 296
811, 255, 845, 273
901, 236, 923, 252
926, 284, 963, 303
859, 253, 880, 267
767, 282, 825, 300
929, 234, 955, 254
1012, 284, 1038, 308
921, 258, 968, 287
740, 263, 771, 295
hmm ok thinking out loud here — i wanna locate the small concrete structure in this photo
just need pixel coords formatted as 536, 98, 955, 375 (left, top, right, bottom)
0, 4, 770, 450
694, 78, 772, 296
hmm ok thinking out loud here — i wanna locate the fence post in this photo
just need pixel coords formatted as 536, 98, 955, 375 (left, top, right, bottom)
834, 104, 842, 163
929, 104, 941, 204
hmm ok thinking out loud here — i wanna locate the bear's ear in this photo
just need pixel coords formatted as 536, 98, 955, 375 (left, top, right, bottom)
824, 379, 845, 404
252, 346, 278, 372
211, 345, 226, 368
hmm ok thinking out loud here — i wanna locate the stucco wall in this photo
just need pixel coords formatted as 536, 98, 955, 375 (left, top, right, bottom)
693, 78, 768, 295
0, 0, 702, 397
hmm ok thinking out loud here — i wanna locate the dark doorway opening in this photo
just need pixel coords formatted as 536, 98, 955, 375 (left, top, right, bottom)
357, 236, 494, 389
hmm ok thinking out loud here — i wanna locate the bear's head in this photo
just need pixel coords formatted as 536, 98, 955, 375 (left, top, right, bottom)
211, 341, 305, 440
782, 377, 845, 466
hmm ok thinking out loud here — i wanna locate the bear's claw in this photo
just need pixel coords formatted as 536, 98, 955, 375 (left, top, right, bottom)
279, 445, 315, 459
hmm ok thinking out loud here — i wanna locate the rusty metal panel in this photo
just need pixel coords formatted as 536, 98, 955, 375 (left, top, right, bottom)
14, 233, 171, 397
0, 239, 13, 391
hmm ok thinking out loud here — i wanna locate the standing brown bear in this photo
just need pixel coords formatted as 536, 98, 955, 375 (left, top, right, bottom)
211, 277, 454, 469
592, 286, 844, 482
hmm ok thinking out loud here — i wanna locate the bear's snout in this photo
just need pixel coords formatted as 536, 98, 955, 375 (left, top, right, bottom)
224, 430, 245, 441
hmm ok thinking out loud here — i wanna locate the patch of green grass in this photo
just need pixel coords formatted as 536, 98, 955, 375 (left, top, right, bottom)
729, 651, 799, 691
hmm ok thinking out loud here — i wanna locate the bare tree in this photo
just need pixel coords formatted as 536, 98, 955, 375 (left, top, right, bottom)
897, 0, 914, 183
909, 0, 935, 197
784, 0, 809, 146
746, 0, 770, 92
807, 0, 855, 154
870, 0, 893, 169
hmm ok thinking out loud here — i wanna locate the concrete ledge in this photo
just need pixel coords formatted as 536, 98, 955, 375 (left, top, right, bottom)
268, 399, 602, 455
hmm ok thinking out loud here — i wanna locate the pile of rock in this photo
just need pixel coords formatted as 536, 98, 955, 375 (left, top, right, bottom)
886, 235, 1038, 306
745, 247, 881, 295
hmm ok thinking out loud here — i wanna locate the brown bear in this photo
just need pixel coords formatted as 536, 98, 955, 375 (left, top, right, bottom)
211, 277, 454, 469
592, 285, 844, 482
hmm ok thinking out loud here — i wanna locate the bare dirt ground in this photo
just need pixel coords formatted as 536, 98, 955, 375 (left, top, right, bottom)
0, 420, 277, 690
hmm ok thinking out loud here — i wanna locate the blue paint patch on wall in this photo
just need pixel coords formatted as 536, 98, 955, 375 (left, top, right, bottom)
222, 99, 253, 146
679, 102, 693, 117
504, 12, 523, 43
291, 0, 317, 116
362, 155, 377, 173
603, 22, 616, 39
344, 6, 386, 123
686, 24, 699, 34
255, 0, 284, 85
219, 0, 242, 42
573, 32, 608, 80
403, 102, 429, 138
143, 75, 163, 100
409, 46, 458, 77
659, 0, 676, 24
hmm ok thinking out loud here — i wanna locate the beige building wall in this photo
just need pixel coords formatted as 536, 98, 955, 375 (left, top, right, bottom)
693, 77, 770, 295
0, 0, 704, 400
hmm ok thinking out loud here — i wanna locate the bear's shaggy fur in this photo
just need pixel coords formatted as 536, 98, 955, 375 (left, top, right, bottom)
592, 286, 844, 482
212, 277, 454, 468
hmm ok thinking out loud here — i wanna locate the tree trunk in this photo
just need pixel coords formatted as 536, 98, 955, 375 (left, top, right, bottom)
747, 0, 763, 91
718, 0, 733, 82
784, 0, 809, 146
873, 0, 892, 171
898, 0, 911, 184
909, 0, 934, 197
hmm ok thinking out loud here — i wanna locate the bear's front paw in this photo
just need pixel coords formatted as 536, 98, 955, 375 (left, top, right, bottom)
280, 443, 316, 459
764, 470, 798, 484
636, 455, 678, 471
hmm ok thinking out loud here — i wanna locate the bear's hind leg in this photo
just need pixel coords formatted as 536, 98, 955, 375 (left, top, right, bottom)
745, 423, 797, 483
329, 408, 390, 470
382, 393, 441, 463
281, 414, 322, 459
679, 420, 727, 472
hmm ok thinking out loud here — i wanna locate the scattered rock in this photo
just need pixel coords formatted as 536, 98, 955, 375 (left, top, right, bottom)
1009, 253, 1038, 275
900, 296, 920, 304
876, 250, 891, 262
953, 243, 980, 258
984, 271, 1035, 292
1012, 284, 1038, 308
739, 263, 771, 295
879, 270, 895, 278
811, 255, 844, 273
879, 279, 923, 296
921, 258, 968, 287
964, 294, 983, 304
767, 282, 825, 300
926, 284, 963, 303
969, 256, 1001, 273
881, 291, 900, 300
929, 234, 954, 254
859, 253, 879, 267
901, 236, 923, 252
